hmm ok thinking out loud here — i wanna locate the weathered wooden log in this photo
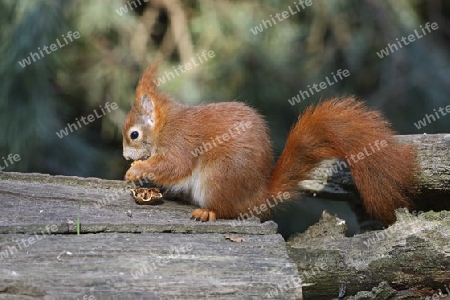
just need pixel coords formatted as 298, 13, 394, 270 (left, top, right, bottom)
287, 209, 450, 299
1, 133, 449, 299
299, 134, 450, 219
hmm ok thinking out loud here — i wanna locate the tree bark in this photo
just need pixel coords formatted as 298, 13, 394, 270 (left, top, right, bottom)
287, 210, 450, 299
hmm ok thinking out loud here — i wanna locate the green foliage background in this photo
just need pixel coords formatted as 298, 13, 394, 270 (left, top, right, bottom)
1, 0, 449, 181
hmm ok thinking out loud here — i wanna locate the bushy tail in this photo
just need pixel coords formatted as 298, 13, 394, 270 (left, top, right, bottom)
269, 97, 417, 224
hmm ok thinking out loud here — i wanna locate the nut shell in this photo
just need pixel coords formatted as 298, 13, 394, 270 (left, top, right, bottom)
130, 187, 163, 205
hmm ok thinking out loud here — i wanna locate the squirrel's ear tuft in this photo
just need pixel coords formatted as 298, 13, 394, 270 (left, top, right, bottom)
137, 62, 161, 93
139, 94, 156, 127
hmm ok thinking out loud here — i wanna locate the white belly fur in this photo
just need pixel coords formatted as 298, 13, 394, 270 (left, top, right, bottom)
168, 164, 206, 207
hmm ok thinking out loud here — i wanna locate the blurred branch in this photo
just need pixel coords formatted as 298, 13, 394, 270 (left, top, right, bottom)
151, 0, 194, 67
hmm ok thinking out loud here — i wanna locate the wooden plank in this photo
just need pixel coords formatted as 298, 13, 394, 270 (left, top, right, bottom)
0, 233, 302, 299
0, 172, 302, 299
0, 172, 277, 235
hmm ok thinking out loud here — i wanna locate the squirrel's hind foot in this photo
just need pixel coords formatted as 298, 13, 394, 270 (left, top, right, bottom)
191, 208, 217, 222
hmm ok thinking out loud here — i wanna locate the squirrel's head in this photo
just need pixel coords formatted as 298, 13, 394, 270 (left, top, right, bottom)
122, 64, 166, 161
122, 94, 157, 161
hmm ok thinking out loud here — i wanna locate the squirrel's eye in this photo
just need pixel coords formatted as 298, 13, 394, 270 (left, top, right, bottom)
130, 131, 139, 140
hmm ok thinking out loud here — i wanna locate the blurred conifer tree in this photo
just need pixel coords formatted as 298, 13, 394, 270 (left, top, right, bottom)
0, 0, 448, 179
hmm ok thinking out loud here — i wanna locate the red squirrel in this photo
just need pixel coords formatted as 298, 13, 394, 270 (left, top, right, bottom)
122, 64, 417, 225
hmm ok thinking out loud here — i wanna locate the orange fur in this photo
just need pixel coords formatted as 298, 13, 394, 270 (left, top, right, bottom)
123, 65, 418, 224
270, 98, 417, 224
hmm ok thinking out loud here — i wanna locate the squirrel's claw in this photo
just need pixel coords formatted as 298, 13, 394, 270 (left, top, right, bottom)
191, 208, 217, 222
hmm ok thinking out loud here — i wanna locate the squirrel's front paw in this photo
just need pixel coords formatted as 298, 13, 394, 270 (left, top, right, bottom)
125, 167, 143, 182
125, 161, 155, 183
